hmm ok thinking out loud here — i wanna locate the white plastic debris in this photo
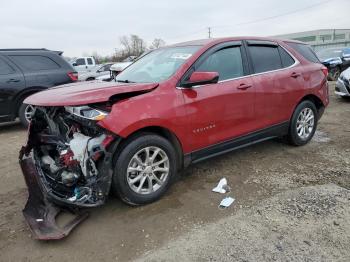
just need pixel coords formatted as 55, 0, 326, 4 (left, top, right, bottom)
212, 178, 229, 194
69, 132, 106, 177
219, 197, 235, 209
69, 133, 91, 162
41, 155, 59, 173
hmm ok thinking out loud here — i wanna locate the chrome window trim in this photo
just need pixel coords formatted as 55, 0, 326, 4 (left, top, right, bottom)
176, 44, 300, 90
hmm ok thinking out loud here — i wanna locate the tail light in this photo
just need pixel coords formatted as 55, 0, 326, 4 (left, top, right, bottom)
67, 72, 78, 81
321, 67, 328, 77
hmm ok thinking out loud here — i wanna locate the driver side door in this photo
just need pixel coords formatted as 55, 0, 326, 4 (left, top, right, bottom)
180, 42, 255, 156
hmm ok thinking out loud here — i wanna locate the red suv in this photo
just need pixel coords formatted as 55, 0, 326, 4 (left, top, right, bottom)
20, 37, 328, 239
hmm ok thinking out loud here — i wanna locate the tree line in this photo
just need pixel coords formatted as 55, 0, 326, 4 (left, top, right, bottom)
89, 35, 166, 64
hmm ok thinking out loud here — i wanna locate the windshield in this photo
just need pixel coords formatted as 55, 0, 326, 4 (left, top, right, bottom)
316, 48, 343, 60
115, 46, 200, 83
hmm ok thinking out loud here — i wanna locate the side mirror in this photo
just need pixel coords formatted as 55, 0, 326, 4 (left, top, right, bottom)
72, 63, 77, 67
183, 71, 219, 87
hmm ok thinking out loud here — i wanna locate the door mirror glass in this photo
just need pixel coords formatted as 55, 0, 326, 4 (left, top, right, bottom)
183, 71, 219, 87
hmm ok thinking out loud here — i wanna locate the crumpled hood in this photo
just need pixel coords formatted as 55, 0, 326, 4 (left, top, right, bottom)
25, 81, 159, 106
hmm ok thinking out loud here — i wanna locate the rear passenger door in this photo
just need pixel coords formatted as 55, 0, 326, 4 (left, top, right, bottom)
8, 54, 62, 89
0, 56, 25, 118
181, 42, 255, 151
246, 41, 302, 129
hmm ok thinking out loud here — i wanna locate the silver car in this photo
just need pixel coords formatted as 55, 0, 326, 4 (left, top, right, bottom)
335, 67, 350, 98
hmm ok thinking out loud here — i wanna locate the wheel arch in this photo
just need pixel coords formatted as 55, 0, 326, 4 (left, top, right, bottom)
296, 94, 325, 119
13, 86, 47, 115
118, 126, 185, 171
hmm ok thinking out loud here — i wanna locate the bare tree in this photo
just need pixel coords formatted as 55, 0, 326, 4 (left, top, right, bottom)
119, 34, 147, 58
150, 38, 166, 49
119, 35, 132, 56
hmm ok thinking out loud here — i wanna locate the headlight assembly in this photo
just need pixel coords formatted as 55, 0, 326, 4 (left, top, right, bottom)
65, 106, 108, 121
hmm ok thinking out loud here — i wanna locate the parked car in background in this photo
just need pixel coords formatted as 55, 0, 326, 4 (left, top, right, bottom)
96, 61, 132, 81
316, 47, 350, 80
78, 63, 113, 81
71, 56, 96, 72
21, 37, 329, 239
110, 61, 132, 78
0, 48, 77, 126
335, 67, 350, 98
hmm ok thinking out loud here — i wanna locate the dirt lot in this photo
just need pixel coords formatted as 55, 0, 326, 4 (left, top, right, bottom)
0, 82, 349, 262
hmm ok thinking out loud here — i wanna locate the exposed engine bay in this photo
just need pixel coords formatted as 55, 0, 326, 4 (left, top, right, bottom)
23, 105, 116, 207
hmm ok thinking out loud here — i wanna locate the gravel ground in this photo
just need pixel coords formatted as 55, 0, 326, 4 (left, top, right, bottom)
138, 184, 350, 262
0, 82, 349, 261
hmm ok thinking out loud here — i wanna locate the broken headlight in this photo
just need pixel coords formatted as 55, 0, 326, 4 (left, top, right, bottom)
65, 106, 108, 121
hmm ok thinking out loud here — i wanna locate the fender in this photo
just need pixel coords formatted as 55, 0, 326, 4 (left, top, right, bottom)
98, 85, 192, 153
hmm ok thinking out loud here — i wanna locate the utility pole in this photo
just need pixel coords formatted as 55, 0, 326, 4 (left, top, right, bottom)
208, 27, 212, 38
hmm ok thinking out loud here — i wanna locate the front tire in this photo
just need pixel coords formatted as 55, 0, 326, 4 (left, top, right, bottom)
287, 100, 318, 146
112, 134, 177, 206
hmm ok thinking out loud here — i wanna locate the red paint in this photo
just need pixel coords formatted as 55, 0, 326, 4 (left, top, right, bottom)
24, 37, 329, 155
60, 150, 79, 167
188, 71, 219, 83
24, 81, 158, 106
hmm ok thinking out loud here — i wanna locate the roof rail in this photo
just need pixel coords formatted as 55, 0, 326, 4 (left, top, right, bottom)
0, 48, 63, 55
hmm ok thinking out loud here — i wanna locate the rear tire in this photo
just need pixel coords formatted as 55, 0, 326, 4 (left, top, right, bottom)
112, 133, 177, 206
18, 103, 35, 128
287, 100, 318, 146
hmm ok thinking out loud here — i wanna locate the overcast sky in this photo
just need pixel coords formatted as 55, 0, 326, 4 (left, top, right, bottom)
1, 0, 349, 57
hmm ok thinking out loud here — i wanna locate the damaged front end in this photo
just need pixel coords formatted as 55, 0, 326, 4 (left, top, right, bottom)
20, 105, 119, 240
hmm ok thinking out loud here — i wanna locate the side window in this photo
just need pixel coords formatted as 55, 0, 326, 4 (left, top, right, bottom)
101, 64, 111, 71
196, 46, 244, 81
10, 55, 60, 71
104, 64, 112, 71
76, 58, 86, 66
0, 58, 15, 75
248, 45, 282, 73
87, 58, 93, 65
287, 42, 320, 63
278, 47, 295, 68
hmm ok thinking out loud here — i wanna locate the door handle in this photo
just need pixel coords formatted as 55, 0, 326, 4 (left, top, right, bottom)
6, 79, 20, 83
237, 83, 252, 90
290, 72, 301, 78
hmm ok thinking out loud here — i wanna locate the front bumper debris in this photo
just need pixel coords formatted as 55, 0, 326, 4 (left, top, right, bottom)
20, 149, 89, 240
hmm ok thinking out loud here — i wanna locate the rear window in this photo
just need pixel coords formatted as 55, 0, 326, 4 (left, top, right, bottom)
248, 45, 282, 73
87, 58, 93, 65
287, 42, 320, 63
10, 55, 60, 71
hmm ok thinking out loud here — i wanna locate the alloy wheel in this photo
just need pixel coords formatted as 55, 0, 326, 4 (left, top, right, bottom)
127, 146, 170, 195
24, 104, 35, 123
296, 108, 315, 140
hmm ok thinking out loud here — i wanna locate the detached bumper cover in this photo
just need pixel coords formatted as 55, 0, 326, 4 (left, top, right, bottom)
19, 149, 89, 240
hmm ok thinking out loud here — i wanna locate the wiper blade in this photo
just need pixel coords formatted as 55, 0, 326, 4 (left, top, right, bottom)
116, 79, 136, 83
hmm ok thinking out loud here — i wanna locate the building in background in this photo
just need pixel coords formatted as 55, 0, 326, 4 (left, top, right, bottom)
274, 29, 350, 52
